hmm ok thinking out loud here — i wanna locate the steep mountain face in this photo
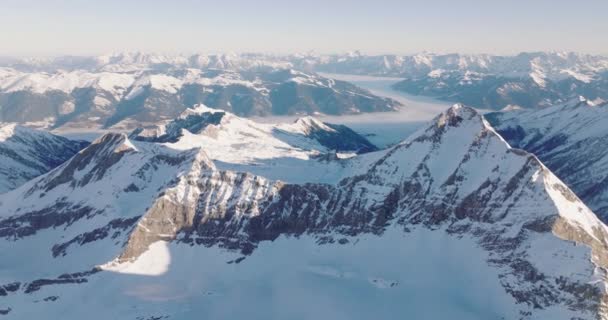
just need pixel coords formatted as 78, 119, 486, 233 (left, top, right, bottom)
2, 105, 608, 319
0, 123, 88, 193
288, 116, 378, 154
487, 97, 608, 222
0, 66, 400, 129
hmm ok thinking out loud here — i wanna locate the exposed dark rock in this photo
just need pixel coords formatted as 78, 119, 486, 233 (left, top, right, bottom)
0, 202, 98, 240
24, 269, 100, 294
0, 282, 20, 296
52, 216, 140, 257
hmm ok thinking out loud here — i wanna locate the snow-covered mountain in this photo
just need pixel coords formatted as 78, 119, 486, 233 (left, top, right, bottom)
5, 51, 607, 124
0, 123, 88, 193
307, 51, 608, 110
305, 51, 608, 78
0, 64, 401, 129
129, 104, 377, 183
2, 105, 608, 319
487, 97, 608, 222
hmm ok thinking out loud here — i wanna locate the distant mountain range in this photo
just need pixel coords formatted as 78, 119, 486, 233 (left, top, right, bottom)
0, 56, 401, 129
1, 104, 608, 319
2, 52, 607, 130
304, 51, 608, 110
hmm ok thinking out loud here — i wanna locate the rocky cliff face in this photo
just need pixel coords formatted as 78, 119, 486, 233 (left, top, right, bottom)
487, 97, 608, 222
1, 105, 608, 319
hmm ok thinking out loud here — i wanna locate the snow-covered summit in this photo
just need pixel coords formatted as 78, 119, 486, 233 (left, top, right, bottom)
290, 116, 336, 134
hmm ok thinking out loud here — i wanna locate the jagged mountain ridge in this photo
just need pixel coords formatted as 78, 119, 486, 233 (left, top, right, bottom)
0, 123, 88, 193
487, 97, 608, 222
1, 105, 608, 319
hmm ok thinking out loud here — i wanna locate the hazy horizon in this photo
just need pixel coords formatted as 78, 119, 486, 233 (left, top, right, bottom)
2, 0, 608, 56
2, 50, 608, 60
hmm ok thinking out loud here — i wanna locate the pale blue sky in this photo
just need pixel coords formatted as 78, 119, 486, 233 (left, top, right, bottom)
1, 0, 607, 56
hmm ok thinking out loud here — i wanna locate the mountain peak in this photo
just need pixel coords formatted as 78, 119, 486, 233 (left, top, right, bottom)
292, 116, 335, 134
181, 104, 226, 117
431, 104, 483, 132
447, 103, 479, 118
24, 133, 138, 194
0, 123, 58, 143
91, 133, 137, 154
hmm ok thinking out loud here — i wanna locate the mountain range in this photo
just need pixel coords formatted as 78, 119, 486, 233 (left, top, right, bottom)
0, 64, 400, 129
305, 51, 608, 110
3, 51, 608, 130
1, 104, 608, 319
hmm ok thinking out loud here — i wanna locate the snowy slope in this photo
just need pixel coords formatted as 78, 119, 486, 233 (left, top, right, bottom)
487, 97, 608, 221
0, 123, 88, 193
2, 105, 608, 319
129, 104, 378, 183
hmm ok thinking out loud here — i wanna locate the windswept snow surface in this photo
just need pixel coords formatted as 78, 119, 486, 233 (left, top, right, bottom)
5, 228, 524, 320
